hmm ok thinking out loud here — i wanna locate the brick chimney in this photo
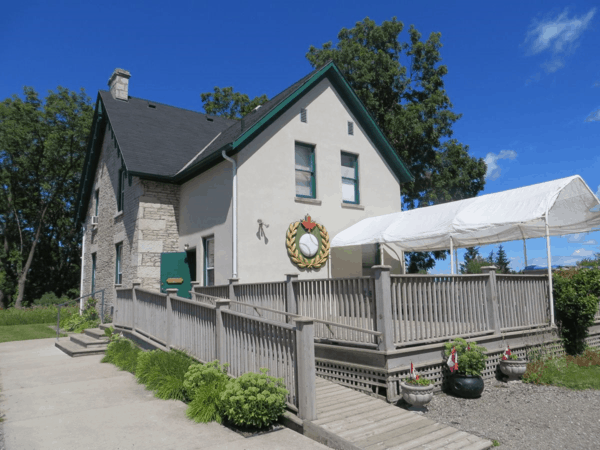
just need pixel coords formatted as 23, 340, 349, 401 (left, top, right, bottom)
108, 68, 131, 101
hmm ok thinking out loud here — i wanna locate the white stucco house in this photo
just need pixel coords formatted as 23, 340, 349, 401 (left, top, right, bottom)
75, 63, 413, 308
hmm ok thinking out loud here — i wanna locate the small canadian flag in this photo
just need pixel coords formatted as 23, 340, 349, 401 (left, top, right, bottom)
410, 362, 419, 380
447, 347, 458, 373
502, 345, 512, 361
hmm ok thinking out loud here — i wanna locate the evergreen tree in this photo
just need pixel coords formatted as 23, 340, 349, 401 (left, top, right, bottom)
495, 245, 511, 274
460, 247, 480, 274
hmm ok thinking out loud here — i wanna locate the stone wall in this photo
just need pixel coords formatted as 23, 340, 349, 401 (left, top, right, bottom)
81, 124, 180, 316
135, 181, 180, 291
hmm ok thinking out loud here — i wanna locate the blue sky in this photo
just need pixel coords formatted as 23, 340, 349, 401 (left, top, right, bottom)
2, 0, 599, 273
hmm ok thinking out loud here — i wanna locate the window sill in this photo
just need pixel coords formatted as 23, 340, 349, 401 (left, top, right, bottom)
341, 202, 365, 210
113, 210, 123, 219
114, 284, 122, 288
295, 197, 322, 206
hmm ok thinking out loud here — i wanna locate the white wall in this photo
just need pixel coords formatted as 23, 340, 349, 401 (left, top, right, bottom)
234, 78, 403, 282
178, 159, 233, 285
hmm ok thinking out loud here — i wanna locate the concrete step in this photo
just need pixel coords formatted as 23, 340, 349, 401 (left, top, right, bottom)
99, 323, 114, 331
55, 339, 107, 357
70, 333, 109, 348
84, 328, 108, 339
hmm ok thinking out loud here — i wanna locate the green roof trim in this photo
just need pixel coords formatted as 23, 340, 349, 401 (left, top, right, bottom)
230, 61, 413, 184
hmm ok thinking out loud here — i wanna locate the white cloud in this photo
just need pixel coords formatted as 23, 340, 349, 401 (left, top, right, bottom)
484, 150, 517, 181
566, 233, 598, 245
571, 248, 595, 257
524, 8, 596, 73
585, 108, 600, 122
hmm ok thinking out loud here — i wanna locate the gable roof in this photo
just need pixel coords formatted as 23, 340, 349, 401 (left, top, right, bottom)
75, 62, 413, 224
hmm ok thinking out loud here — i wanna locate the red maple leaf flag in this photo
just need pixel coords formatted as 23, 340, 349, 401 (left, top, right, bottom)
502, 345, 512, 361
301, 215, 317, 231
447, 347, 458, 373
410, 362, 419, 380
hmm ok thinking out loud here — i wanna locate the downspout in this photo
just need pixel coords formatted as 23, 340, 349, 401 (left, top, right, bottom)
79, 224, 86, 315
222, 150, 238, 279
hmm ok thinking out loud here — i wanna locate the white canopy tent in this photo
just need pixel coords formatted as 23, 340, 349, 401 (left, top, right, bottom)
332, 175, 600, 326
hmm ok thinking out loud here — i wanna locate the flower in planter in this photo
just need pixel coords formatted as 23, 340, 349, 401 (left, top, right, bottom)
405, 362, 432, 386
502, 345, 512, 361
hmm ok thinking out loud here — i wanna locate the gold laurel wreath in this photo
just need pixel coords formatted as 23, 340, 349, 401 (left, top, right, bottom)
286, 221, 330, 269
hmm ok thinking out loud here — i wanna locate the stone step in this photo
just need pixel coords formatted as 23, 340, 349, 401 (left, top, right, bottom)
84, 328, 107, 339
55, 339, 107, 357
70, 333, 109, 348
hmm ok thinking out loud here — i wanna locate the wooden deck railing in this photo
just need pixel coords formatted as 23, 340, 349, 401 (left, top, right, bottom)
182, 266, 553, 350
390, 274, 490, 344
293, 278, 377, 345
496, 275, 549, 331
113, 285, 317, 420
192, 284, 229, 299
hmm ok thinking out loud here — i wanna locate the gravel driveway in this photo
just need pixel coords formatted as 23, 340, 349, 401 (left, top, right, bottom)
423, 380, 600, 449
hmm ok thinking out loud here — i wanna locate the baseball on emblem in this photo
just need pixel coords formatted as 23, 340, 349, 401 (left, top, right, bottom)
299, 233, 319, 257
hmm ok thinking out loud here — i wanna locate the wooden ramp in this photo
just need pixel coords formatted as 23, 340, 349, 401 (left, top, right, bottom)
307, 377, 491, 450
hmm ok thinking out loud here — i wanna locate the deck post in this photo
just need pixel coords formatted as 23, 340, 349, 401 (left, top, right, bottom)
166, 288, 177, 350
373, 265, 395, 351
190, 281, 200, 297
215, 300, 231, 362
131, 282, 141, 332
285, 274, 299, 323
481, 267, 501, 334
295, 317, 317, 421
228, 278, 239, 300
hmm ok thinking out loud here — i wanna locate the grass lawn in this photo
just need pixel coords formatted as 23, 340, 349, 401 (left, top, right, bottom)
524, 348, 600, 390
0, 323, 66, 343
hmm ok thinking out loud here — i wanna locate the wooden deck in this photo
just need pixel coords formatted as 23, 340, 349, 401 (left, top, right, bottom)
309, 377, 492, 450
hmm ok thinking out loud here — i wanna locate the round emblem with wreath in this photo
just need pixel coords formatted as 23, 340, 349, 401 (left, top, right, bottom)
286, 215, 330, 269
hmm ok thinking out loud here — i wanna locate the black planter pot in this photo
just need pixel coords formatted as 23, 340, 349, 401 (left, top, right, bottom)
448, 373, 484, 398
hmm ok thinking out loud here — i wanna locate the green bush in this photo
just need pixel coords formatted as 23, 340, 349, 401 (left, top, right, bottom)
101, 336, 141, 373
33, 292, 69, 307
60, 298, 100, 332
0, 304, 78, 326
553, 268, 600, 355
184, 361, 230, 423
221, 368, 288, 428
135, 349, 195, 401
444, 338, 487, 376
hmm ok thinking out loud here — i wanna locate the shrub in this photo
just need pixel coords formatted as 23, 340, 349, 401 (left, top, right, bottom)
553, 268, 600, 355
184, 361, 230, 423
523, 349, 600, 390
444, 338, 487, 376
221, 368, 288, 428
60, 298, 100, 332
102, 336, 141, 373
135, 349, 195, 401
33, 292, 70, 307
404, 377, 432, 386
0, 304, 78, 326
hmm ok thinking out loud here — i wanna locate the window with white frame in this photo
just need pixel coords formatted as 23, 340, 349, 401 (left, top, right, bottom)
295, 143, 315, 198
204, 236, 214, 286
115, 243, 122, 285
117, 169, 126, 212
341, 152, 359, 204
91, 253, 97, 293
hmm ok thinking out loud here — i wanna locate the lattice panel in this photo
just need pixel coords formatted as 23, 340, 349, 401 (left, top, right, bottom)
319, 332, 600, 403
316, 360, 387, 398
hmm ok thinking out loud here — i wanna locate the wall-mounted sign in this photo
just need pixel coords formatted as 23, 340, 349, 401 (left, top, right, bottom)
166, 277, 184, 284
286, 214, 330, 269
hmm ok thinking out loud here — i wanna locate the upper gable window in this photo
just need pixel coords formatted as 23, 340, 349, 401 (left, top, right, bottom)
341, 152, 359, 204
117, 169, 126, 212
295, 143, 315, 199
94, 189, 100, 216
348, 121, 354, 136
300, 108, 307, 123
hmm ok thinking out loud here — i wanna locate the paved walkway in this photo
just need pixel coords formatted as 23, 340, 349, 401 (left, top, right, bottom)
0, 338, 328, 450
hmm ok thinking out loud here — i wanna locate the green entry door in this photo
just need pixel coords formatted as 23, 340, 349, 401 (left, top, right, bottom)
160, 252, 195, 298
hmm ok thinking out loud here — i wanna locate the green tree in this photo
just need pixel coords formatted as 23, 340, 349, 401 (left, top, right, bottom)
576, 252, 600, 268
306, 17, 486, 272
200, 86, 268, 119
460, 247, 480, 274
0, 86, 93, 308
495, 245, 511, 274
